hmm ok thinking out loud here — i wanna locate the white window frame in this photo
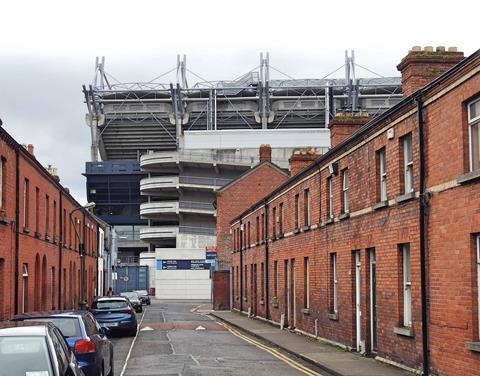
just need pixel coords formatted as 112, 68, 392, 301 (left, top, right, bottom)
23, 179, 28, 227
342, 169, 349, 213
22, 264, 28, 313
295, 194, 300, 229
468, 99, 480, 172
328, 177, 334, 218
332, 253, 338, 313
476, 234, 480, 338
0, 158, 3, 208
304, 189, 311, 226
403, 134, 413, 193
379, 148, 387, 201
402, 244, 412, 327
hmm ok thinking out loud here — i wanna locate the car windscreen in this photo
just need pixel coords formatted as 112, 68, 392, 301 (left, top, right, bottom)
135, 290, 148, 295
21, 317, 81, 338
121, 293, 139, 300
0, 336, 53, 376
93, 300, 128, 310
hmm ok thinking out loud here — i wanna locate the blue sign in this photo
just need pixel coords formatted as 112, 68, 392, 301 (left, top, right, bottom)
156, 259, 211, 270
206, 252, 216, 260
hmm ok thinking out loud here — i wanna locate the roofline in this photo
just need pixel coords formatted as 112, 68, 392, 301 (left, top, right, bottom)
230, 48, 480, 224
217, 161, 289, 194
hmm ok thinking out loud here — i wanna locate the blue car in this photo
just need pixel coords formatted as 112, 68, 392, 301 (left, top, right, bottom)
13, 311, 113, 376
90, 297, 138, 337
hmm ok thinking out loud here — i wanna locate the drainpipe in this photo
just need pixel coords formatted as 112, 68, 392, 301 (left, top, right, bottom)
416, 95, 429, 375
13, 147, 20, 315
264, 200, 269, 320
58, 192, 63, 309
239, 219, 243, 312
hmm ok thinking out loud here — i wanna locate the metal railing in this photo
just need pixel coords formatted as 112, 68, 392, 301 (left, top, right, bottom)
179, 200, 215, 212
179, 175, 231, 188
117, 256, 140, 265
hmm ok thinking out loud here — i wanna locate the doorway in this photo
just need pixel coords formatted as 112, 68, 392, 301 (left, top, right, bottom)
369, 249, 377, 352
354, 251, 362, 352
289, 258, 296, 328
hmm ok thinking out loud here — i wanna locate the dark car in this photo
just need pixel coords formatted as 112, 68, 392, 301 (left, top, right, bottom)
120, 292, 143, 313
0, 321, 84, 376
13, 311, 113, 376
134, 290, 151, 305
90, 297, 138, 336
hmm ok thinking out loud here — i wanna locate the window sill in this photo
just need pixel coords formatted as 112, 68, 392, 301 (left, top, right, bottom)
243, 297, 247, 302
301, 225, 311, 232
302, 308, 310, 315
260, 300, 265, 305
45, 234, 51, 241
278, 233, 284, 239
271, 302, 279, 308
328, 312, 338, 321
339, 212, 350, 220
394, 326, 413, 337
457, 170, 480, 185
34, 232, 42, 239
325, 218, 334, 225
0, 216, 9, 225
395, 191, 415, 204
465, 341, 480, 352
294, 228, 301, 235
23, 227, 30, 234
373, 200, 389, 211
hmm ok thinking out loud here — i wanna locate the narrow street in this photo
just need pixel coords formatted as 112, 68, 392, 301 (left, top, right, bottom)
110, 300, 326, 376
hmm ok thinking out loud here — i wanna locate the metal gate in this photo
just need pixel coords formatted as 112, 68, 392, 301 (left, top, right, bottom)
114, 265, 149, 294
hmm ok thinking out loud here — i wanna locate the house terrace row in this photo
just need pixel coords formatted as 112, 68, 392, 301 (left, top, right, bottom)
229, 47, 480, 375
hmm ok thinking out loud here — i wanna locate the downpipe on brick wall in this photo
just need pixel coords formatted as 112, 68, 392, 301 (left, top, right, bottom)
239, 219, 243, 312
264, 200, 269, 321
416, 94, 429, 375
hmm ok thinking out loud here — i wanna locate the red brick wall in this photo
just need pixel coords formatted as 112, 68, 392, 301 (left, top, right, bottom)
0, 131, 100, 319
216, 163, 288, 270
212, 270, 230, 310
230, 52, 480, 374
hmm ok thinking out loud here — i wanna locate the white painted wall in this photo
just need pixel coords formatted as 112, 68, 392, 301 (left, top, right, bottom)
140, 252, 156, 290
154, 248, 211, 300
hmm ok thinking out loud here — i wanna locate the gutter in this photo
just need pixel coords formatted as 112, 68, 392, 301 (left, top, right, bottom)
416, 95, 429, 375
13, 147, 20, 315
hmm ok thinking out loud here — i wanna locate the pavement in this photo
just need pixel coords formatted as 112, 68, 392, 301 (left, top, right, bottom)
210, 310, 413, 376
110, 300, 330, 375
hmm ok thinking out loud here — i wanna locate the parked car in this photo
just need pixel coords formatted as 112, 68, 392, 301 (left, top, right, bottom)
120, 292, 143, 313
13, 311, 113, 376
134, 290, 151, 305
90, 297, 138, 336
0, 321, 84, 376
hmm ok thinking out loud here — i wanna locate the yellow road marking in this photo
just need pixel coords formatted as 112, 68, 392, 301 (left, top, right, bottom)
191, 304, 323, 376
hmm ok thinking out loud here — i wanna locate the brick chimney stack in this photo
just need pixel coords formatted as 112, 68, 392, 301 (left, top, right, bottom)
289, 147, 322, 176
27, 144, 34, 155
328, 111, 370, 148
397, 46, 464, 97
259, 144, 272, 163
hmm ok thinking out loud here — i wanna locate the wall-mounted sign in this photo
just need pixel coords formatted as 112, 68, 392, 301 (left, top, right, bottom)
156, 259, 211, 270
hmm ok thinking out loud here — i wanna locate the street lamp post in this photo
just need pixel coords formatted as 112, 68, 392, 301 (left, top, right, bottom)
70, 202, 95, 310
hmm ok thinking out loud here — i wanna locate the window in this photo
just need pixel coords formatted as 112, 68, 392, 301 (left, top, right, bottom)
327, 177, 334, 219
23, 178, 29, 228
63, 208, 66, 247
261, 213, 265, 240
402, 134, 413, 193
377, 148, 387, 201
304, 257, 310, 309
51, 266, 55, 309
261, 262, 265, 301
476, 235, 480, 338
304, 189, 311, 226
45, 195, 50, 235
256, 216, 259, 243
53, 200, 57, 239
295, 194, 300, 229
342, 169, 349, 213
468, 98, 480, 171
22, 264, 28, 313
279, 203, 284, 235
0, 157, 4, 208
247, 221, 251, 247
330, 253, 338, 313
35, 187, 39, 233
400, 244, 412, 327
274, 260, 278, 297
272, 207, 277, 237
244, 268, 248, 301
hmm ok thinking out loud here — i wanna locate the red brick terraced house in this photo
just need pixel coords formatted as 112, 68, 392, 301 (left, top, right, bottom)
0, 127, 102, 320
229, 47, 480, 375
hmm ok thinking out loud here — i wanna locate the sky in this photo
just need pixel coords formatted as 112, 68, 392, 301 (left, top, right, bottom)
0, 0, 477, 204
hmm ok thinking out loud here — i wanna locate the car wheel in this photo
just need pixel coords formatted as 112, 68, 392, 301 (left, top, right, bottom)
128, 328, 137, 337
107, 358, 114, 376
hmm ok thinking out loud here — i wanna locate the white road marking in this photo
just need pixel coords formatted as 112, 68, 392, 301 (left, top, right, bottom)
140, 326, 154, 331
195, 325, 206, 330
119, 308, 147, 376
190, 354, 200, 366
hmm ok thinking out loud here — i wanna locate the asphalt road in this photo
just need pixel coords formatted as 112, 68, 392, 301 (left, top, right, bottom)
110, 300, 324, 376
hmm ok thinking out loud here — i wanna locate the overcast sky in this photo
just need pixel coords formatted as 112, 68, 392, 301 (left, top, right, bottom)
0, 0, 477, 204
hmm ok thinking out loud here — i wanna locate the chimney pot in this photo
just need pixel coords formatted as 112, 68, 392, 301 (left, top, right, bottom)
424, 46, 434, 52
411, 46, 422, 52
436, 46, 445, 52
27, 144, 34, 155
448, 46, 458, 52
289, 147, 322, 176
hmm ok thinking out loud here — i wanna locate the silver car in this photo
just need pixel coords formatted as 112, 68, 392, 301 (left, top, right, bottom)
0, 321, 84, 376
120, 292, 143, 313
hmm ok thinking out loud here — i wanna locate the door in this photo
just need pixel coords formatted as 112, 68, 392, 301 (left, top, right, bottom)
369, 249, 377, 352
354, 251, 362, 352
284, 260, 289, 326
252, 264, 257, 315
289, 259, 296, 328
